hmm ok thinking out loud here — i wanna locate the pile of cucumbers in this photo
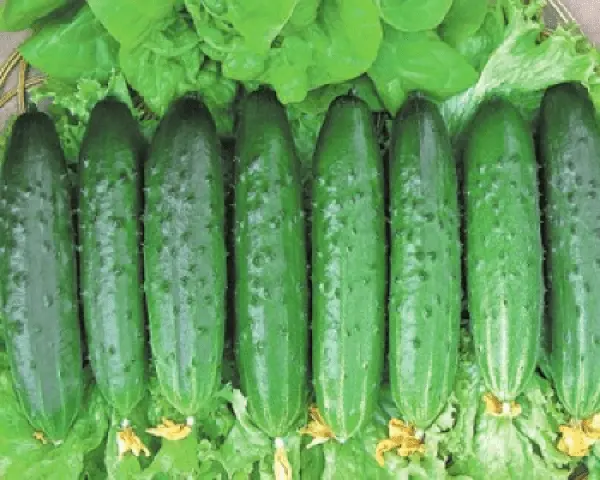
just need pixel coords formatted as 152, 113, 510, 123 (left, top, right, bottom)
1, 82, 599, 454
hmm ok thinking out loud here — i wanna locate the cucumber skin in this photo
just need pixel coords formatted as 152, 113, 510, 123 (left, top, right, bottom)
234, 90, 308, 438
540, 84, 600, 420
79, 99, 146, 417
464, 99, 543, 402
388, 98, 461, 429
144, 97, 226, 417
312, 96, 386, 440
0, 113, 83, 441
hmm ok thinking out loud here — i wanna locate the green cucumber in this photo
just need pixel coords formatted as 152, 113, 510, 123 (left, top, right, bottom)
144, 97, 226, 416
234, 90, 308, 438
0, 112, 83, 441
79, 99, 146, 417
312, 96, 386, 440
464, 99, 543, 402
540, 83, 600, 420
388, 98, 461, 429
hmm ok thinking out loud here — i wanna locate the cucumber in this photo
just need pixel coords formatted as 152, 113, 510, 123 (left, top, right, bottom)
312, 96, 386, 440
464, 99, 543, 403
388, 98, 461, 429
234, 90, 308, 438
0, 112, 83, 441
79, 99, 146, 417
144, 97, 226, 416
540, 83, 600, 420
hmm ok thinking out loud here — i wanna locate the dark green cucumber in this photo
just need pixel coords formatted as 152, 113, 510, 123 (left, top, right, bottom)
312, 96, 385, 440
540, 83, 600, 420
234, 90, 308, 438
0, 112, 83, 441
388, 98, 461, 429
144, 97, 226, 417
79, 99, 146, 417
464, 99, 543, 402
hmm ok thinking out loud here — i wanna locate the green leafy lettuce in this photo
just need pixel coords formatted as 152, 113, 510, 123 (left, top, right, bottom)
119, 14, 204, 114
19, 4, 119, 82
29, 73, 152, 161
299, 332, 577, 480
368, 26, 478, 113
119, 13, 238, 133
441, 0, 600, 139
0, 352, 108, 480
0, 0, 74, 32
377, 0, 453, 33
438, 0, 488, 45
86, 0, 176, 49
220, 0, 383, 104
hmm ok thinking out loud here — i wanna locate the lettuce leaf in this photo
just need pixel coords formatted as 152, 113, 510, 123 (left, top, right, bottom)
368, 26, 478, 113
19, 4, 119, 82
29, 73, 139, 162
441, 0, 600, 139
0, 353, 109, 480
323, 331, 578, 480
0, 0, 74, 32
104, 379, 238, 478
447, 3, 506, 72
438, 0, 488, 45
446, 340, 577, 480
210, 0, 382, 104
376, 0, 453, 33
119, 14, 204, 115
86, 0, 176, 48
218, 0, 300, 54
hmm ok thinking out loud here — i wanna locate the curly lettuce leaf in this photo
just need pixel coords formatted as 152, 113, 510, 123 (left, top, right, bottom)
187, 0, 381, 105
368, 26, 478, 113
206, 389, 273, 477
119, 13, 238, 133
119, 15, 204, 115
305, 386, 449, 480
220, 0, 382, 104
29, 73, 137, 161
446, 341, 576, 480
376, 0, 452, 33
220, 0, 300, 54
441, 0, 600, 139
105, 378, 234, 478
184, 0, 237, 62
199, 389, 305, 478
19, 4, 119, 82
0, 353, 108, 480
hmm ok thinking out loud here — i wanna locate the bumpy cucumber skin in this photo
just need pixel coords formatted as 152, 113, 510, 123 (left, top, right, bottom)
144, 97, 226, 417
540, 84, 600, 420
464, 99, 543, 402
234, 90, 308, 438
0, 113, 83, 441
388, 98, 461, 429
312, 96, 386, 440
79, 99, 146, 417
